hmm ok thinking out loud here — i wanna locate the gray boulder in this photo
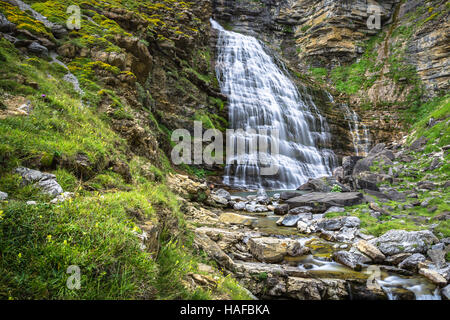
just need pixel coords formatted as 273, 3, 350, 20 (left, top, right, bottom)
368, 143, 386, 155
274, 204, 289, 215
342, 156, 363, 176
333, 251, 370, 271
213, 188, 231, 200
15, 167, 63, 196
233, 201, 246, 211
0, 191, 8, 201
353, 154, 393, 176
0, 13, 15, 32
398, 253, 426, 272
297, 176, 349, 193
369, 230, 439, 256
28, 41, 49, 57
287, 192, 364, 212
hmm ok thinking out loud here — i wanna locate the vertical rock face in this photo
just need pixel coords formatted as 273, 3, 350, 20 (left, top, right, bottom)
400, 1, 450, 96
213, 0, 398, 68
213, 0, 449, 151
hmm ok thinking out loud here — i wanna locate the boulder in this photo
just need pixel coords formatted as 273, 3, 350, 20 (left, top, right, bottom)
398, 253, 426, 272
427, 249, 447, 269
288, 206, 313, 215
342, 156, 363, 176
0, 191, 8, 201
51, 24, 68, 38
219, 212, 256, 226
213, 188, 231, 200
274, 204, 289, 215
0, 13, 15, 32
245, 203, 268, 213
15, 167, 63, 196
369, 230, 439, 256
332, 251, 369, 271
325, 206, 345, 214
353, 154, 393, 176
356, 240, 385, 263
233, 201, 246, 211
409, 136, 428, 151
418, 268, 447, 286
28, 41, 49, 57
368, 143, 386, 155
316, 216, 360, 231
280, 191, 302, 200
247, 237, 308, 263
278, 214, 303, 227
385, 253, 412, 266
286, 192, 364, 212
297, 176, 348, 193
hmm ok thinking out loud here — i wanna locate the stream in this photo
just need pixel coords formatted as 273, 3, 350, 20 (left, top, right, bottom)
231, 190, 441, 300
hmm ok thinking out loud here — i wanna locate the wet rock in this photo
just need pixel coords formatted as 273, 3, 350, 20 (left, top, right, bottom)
288, 206, 313, 215
356, 240, 385, 263
28, 41, 49, 57
335, 227, 358, 242
319, 230, 336, 241
233, 201, 246, 211
418, 268, 447, 286
274, 204, 289, 215
286, 277, 348, 300
369, 230, 439, 256
280, 191, 301, 200
286, 192, 364, 212
297, 221, 309, 233
214, 188, 231, 200
219, 212, 256, 226
247, 237, 307, 263
427, 249, 447, 269
332, 251, 368, 271
279, 214, 303, 227
442, 284, 450, 300
209, 194, 229, 206
385, 253, 412, 266
398, 253, 426, 272
245, 203, 268, 213
0, 191, 8, 201
15, 167, 63, 196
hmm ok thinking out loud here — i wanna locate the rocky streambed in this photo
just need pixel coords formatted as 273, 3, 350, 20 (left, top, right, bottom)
172, 139, 450, 300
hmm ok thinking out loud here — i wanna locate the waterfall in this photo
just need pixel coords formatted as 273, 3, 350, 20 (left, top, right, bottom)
211, 19, 336, 190
326, 93, 371, 157
341, 104, 371, 156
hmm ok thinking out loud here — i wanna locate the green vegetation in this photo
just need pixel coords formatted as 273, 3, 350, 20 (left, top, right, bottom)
0, 1, 251, 300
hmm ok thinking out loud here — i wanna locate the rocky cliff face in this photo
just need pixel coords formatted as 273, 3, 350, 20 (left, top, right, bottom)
213, 0, 449, 153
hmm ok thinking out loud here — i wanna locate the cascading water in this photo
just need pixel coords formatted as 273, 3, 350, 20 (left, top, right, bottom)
341, 104, 371, 156
326, 92, 371, 157
212, 20, 336, 190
